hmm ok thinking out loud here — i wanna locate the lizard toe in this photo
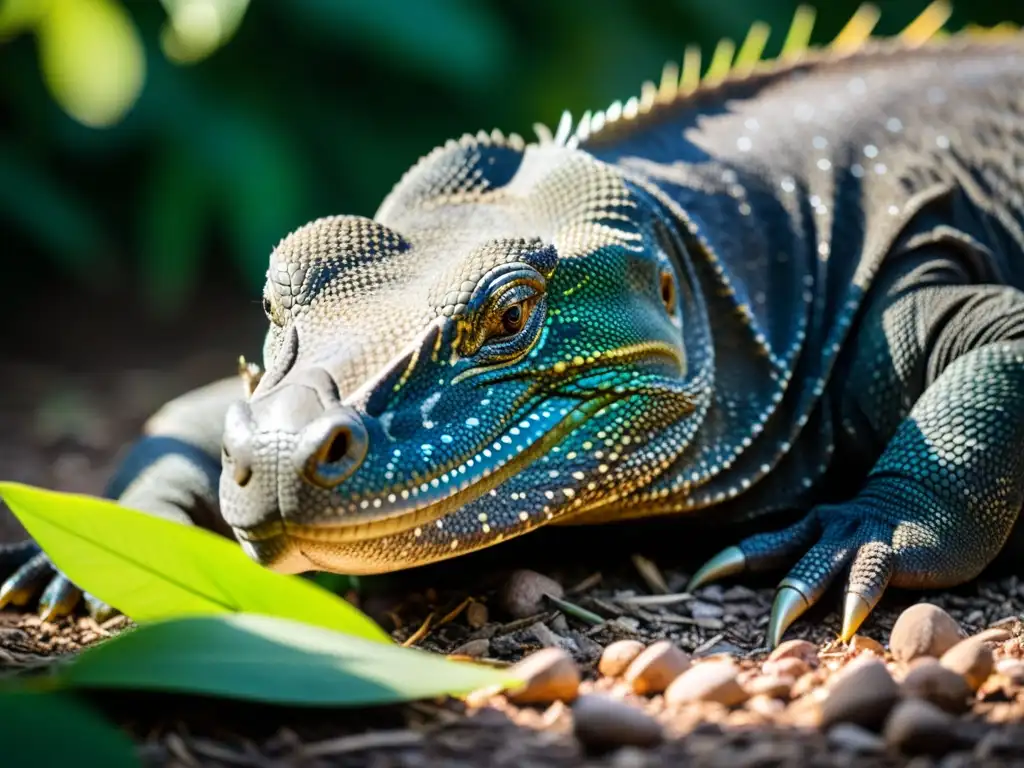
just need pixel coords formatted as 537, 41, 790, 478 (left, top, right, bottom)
38, 574, 82, 622
0, 541, 116, 621
0, 551, 56, 610
757, 507, 898, 646
686, 546, 746, 591
840, 532, 894, 641
687, 511, 823, 592
83, 594, 117, 623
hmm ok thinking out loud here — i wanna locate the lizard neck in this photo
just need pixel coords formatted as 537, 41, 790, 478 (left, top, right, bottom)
614, 162, 817, 517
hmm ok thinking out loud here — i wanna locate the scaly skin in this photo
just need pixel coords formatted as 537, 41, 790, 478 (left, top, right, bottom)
5, 4, 1024, 646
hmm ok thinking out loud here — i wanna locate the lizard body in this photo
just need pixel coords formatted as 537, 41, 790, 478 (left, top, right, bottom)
6, 3, 1024, 645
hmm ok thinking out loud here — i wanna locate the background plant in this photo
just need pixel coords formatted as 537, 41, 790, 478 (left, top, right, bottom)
3, 0, 1023, 318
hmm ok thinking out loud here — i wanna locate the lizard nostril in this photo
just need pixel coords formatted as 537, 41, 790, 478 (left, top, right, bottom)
295, 409, 369, 489
321, 428, 351, 465
234, 464, 253, 487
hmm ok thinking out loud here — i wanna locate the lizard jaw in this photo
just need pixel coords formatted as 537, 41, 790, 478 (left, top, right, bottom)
230, 393, 620, 565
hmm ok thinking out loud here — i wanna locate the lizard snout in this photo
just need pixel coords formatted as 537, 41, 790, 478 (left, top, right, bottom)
221, 374, 369, 502
219, 369, 372, 575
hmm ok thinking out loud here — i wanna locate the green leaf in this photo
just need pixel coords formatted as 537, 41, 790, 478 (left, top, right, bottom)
36, 0, 146, 127
0, 482, 389, 643
0, 0, 53, 38
0, 691, 139, 767
62, 613, 516, 705
159, 0, 251, 64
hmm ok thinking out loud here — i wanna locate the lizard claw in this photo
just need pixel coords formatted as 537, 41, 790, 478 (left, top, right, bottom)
767, 582, 811, 648
0, 543, 106, 622
686, 546, 746, 591
0, 551, 56, 609
841, 591, 874, 642
697, 505, 902, 645
0, 580, 31, 609
38, 574, 81, 622
83, 594, 117, 623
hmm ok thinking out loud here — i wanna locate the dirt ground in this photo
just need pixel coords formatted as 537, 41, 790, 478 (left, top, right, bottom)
4, 285, 1024, 767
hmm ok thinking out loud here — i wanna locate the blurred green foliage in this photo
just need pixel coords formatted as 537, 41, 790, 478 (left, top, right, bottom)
2, 0, 1024, 317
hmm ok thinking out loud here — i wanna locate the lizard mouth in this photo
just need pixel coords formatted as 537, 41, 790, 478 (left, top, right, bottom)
232, 392, 621, 547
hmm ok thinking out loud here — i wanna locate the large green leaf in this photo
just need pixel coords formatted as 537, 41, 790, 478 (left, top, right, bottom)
0, 691, 139, 767
0, 482, 389, 643
63, 613, 516, 705
0, 0, 52, 37
36, 0, 146, 128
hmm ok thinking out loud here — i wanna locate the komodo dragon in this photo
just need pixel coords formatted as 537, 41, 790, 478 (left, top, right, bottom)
4, 3, 1024, 647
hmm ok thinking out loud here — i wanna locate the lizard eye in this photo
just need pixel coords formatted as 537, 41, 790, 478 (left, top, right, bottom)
464, 271, 547, 361
262, 295, 285, 327
501, 304, 525, 335
660, 268, 677, 316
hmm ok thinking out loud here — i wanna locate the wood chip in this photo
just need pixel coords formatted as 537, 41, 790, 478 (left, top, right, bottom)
631, 554, 669, 594
301, 730, 424, 757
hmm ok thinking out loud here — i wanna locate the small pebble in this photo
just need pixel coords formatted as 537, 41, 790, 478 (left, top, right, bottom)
598, 640, 646, 678
550, 615, 571, 635
501, 570, 564, 619
623, 640, 691, 695
889, 603, 962, 662
506, 647, 580, 705
721, 585, 758, 601
940, 637, 994, 691
697, 584, 725, 602
466, 601, 488, 629
689, 600, 724, 619
763, 657, 809, 679
995, 658, 1024, 682
610, 747, 649, 768
901, 658, 972, 714
571, 632, 604, 661
883, 698, 962, 756
827, 723, 886, 754
791, 670, 824, 698
541, 700, 568, 727
974, 726, 1024, 759
746, 694, 786, 717
821, 658, 899, 730
971, 627, 1012, 645
744, 674, 794, 699
784, 694, 823, 728
665, 661, 748, 707
451, 638, 490, 658
848, 635, 885, 656
572, 693, 663, 752
530, 621, 572, 650
695, 640, 745, 657
768, 638, 818, 667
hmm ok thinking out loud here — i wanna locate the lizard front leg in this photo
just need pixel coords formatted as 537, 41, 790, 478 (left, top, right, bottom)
690, 256, 1024, 645
0, 376, 243, 620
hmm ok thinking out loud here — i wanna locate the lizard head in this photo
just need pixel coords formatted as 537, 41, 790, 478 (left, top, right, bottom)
220, 135, 704, 574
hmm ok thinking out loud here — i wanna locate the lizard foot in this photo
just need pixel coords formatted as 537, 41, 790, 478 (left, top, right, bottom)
688, 505, 896, 647
0, 541, 115, 621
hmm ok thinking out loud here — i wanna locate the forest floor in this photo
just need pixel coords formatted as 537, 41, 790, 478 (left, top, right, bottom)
4, 286, 1024, 767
